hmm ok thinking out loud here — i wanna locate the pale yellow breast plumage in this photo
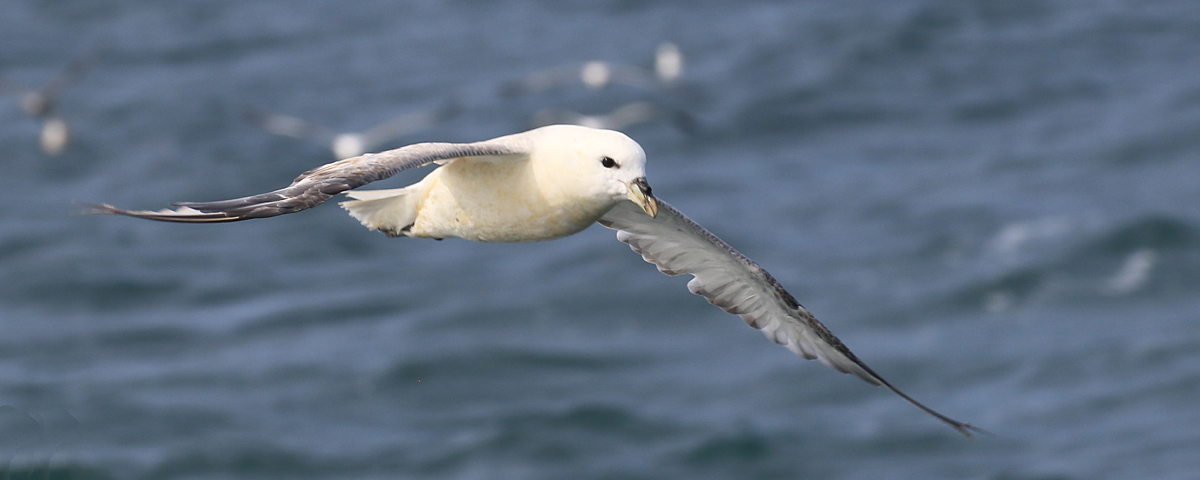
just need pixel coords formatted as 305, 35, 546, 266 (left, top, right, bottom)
407, 156, 611, 242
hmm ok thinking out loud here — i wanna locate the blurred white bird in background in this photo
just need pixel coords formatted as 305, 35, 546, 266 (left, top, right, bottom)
530, 100, 698, 134
500, 42, 684, 96
1, 56, 91, 156
245, 98, 461, 159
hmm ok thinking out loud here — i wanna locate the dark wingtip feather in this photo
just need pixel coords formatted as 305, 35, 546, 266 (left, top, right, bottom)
864, 367, 989, 440
172, 191, 287, 213
76, 201, 240, 223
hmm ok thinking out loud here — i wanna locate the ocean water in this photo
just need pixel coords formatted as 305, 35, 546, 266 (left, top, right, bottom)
3, 0, 1200, 478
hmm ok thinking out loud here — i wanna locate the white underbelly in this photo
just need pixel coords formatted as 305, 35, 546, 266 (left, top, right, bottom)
408, 161, 606, 242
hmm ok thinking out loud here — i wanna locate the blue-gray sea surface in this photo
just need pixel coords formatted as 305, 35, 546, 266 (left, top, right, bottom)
3, 1, 1200, 479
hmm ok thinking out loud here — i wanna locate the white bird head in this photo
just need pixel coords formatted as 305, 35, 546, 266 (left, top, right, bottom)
332, 133, 367, 159
40, 117, 70, 156
654, 42, 684, 84
526, 124, 657, 218
580, 61, 613, 90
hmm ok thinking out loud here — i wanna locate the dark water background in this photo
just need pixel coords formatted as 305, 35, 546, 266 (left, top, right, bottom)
3, 1, 1200, 478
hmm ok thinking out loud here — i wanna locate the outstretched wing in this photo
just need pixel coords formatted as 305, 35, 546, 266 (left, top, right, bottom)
244, 109, 336, 142
598, 199, 983, 438
88, 136, 531, 222
41, 56, 93, 100
358, 99, 462, 151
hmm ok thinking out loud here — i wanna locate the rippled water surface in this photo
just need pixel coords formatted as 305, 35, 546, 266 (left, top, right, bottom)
3, 1, 1200, 479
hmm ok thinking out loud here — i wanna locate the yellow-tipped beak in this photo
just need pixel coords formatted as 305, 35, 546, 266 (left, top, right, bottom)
627, 177, 658, 218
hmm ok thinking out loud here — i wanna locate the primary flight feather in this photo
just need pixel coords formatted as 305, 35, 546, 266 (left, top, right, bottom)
89, 124, 982, 437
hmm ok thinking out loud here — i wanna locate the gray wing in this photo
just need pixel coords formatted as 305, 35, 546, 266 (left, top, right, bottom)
244, 109, 336, 142
88, 136, 530, 223
357, 99, 462, 150
40, 56, 93, 101
530, 101, 698, 135
498, 64, 590, 96
598, 199, 983, 438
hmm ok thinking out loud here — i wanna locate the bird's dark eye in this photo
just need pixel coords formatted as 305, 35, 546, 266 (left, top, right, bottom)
600, 156, 618, 169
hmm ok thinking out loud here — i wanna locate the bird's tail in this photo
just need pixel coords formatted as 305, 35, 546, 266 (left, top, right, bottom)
339, 187, 421, 237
